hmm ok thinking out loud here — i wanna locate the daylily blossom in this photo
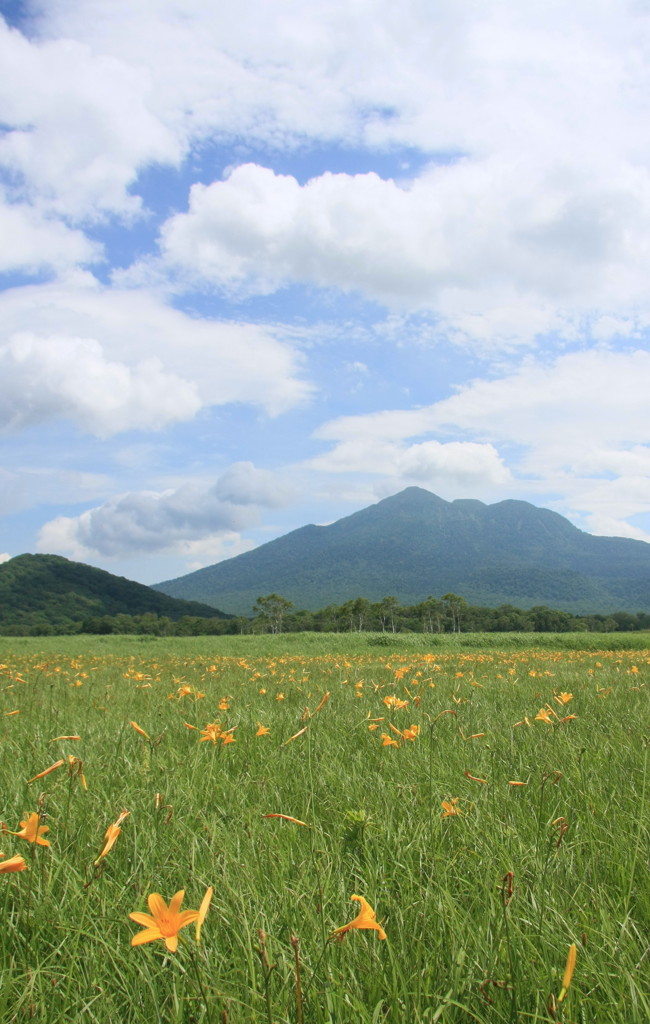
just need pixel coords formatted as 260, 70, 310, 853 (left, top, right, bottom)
199, 722, 221, 744
381, 733, 399, 748
535, 708, 554, 724
94, 810, 129, 866
130, 721, 150, 740
331, 895, 386, 941
558, 943, 577, 1002
27, 759, 65, 784
464, 771, 488, 784
195, 886, 213, 943
262, 813, 309, 827
441, 798, 462, 818
256, 723, 270, 737
0, 854, 28, 873
14, 812, 50, 846
129, 890, 200, 952
554, 692, 573, 705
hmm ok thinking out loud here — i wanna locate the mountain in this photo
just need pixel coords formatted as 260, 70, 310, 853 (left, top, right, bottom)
0, 553, 228, 632
153, 487, 650, 615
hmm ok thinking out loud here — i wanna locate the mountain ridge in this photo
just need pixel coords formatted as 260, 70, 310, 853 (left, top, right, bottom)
153, 487, 650, 614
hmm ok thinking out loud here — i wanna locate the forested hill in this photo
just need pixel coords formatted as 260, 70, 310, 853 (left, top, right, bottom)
0, 554, 228, 633
154, 486, 650, 615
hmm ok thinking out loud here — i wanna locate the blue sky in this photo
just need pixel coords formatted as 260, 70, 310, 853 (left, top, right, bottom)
3, 0, 650, 586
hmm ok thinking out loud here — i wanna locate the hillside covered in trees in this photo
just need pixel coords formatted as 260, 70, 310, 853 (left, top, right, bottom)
0, 554, 229, 635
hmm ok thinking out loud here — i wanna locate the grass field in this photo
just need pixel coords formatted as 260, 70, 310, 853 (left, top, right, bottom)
0, 633, 648, 1023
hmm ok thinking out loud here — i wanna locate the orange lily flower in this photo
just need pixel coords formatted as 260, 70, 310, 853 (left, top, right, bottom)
130, 721, 150, 740
27, 759, 65, 784
331, 895, 386, 941
129, 890, 200, 952
14, 812, 50, 847
558, 943, 577, 1002
195, 886, 213, 943
0, 854, 28, 873
256, 723, 270, 737
94, 810, 129, 866
441, 798, 462, 818
262, 813, 309, 827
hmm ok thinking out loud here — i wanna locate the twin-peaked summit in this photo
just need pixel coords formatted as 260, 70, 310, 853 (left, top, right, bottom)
153, 487, 650, 615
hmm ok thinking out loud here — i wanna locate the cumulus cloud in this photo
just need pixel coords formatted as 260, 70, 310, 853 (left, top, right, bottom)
0, 194, 99, 272
156, 158, 650, 344
0, 332, 201, 437
37, 462, 296, 557
0, 277, 312, 436
311, 434, 511, 498
0, 18, 179, 220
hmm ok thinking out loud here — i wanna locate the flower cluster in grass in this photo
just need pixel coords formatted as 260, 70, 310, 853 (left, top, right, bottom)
0, 639, 647, 1023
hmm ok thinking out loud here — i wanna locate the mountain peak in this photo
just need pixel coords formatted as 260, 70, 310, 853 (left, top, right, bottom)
154, 488, 650, 615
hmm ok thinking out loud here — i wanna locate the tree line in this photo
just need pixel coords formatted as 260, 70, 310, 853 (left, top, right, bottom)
42, 592, 650, 636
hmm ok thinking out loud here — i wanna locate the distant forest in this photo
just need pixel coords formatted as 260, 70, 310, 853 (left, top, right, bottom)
5, 592, 650, 636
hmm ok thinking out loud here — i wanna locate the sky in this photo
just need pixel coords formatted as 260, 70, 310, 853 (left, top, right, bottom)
3, 0, 650, 587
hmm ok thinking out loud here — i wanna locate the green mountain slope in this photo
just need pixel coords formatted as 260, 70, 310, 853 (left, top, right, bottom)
153, 487, 650, 614
0, 553, 228, 631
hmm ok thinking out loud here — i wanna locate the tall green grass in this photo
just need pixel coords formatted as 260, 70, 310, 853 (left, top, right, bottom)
0, 637, 648, 1022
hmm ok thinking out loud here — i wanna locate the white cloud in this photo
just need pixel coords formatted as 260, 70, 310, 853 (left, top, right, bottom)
0, 194, 99, 272
0, 276, 312, 436
0, 18, 179, 219
313, 348, 650, 526
311, 435, 511, 498
0, 332, 201, 437
156, 158, 650, 345
0, 552, 11, 564
37, 462, 296, 557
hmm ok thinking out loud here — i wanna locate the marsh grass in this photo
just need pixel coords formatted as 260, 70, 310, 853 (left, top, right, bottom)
0, 634, 648, 1022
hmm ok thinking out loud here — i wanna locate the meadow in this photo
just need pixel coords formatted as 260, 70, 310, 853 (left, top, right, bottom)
0, 633, 648, 1023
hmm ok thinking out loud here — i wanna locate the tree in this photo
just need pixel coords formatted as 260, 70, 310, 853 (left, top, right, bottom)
376, 595, 401, 632
341, 597, 372, 632
252, 594, 294, 634
441, 593, 468, 633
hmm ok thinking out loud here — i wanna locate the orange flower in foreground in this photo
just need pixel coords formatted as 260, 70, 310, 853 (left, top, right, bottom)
255, 723, 270, 737
14, 812, 50, 847
331, 894, 387, 942
129, 890, 200, 952
381, 733, 399, 748
0, 854, 28, 873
